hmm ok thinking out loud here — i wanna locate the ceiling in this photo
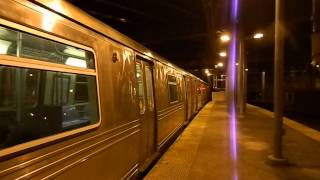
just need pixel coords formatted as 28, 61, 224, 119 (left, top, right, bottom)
66, 0, 313, 72
66, 0, 212, 69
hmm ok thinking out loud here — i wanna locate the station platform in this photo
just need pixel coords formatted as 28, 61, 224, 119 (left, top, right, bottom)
144, 93, 320, 180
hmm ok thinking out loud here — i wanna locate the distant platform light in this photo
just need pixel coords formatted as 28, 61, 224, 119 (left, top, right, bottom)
119, 18, 127, 23
217, 62, 224, 67
205, 69, 209, 74
235, 63, 239, 66
219, 51, 227, 57
253, 33, 264, 39
245, 68, 249, 71
220, 34, 230, 42
316, 65, 320, 68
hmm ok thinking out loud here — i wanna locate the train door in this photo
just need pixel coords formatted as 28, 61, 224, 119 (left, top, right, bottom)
185, 76, 192, 120
194, 80, 198, 112
135, 57, 156, 169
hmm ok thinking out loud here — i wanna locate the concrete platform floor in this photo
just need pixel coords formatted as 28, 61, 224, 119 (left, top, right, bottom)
144, 99, 320, 180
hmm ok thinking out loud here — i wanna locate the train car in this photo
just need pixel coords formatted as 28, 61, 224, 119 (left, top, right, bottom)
0, 0, 210, 179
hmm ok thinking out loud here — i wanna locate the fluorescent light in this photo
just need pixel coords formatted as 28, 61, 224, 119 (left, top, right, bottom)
253, 33, 264, 39
0, 39, 12, 54
219, 52, 227, 57
220, 34, 230, 42
64, 47, 86, 58
66, 57, 87, 68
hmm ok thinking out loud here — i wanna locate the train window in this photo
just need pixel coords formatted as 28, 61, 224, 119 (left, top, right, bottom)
0, 25, 94, 69
135, 62, 145, 114
0, 25, 100, 155
21, 32, 95, 69
0, 65, 99, 149
167, 75, 178, 103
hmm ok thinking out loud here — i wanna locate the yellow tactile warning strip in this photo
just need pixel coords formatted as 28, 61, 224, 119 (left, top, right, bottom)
248, 104, 320, 142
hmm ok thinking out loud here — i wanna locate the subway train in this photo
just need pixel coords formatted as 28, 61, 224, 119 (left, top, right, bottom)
0, 0, 210, 179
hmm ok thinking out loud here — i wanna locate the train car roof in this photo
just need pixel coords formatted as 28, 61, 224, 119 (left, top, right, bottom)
32, 0, 207, 84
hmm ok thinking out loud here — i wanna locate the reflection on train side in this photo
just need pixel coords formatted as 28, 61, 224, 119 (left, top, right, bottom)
0, 66, 99, 149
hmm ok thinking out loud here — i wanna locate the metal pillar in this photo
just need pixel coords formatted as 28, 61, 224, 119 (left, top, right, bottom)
268, 0, 288, 165
238, 40, 246, 115
261, 71, 266, 101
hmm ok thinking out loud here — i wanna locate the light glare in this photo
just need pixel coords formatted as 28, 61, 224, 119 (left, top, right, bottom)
220, 34, 231, 42
0, 39, 12, 54
66, 57, 87, 68
219, 52, 227, 57
218, 62, 224, 67
64, 47, 86, 58
253, 33, 264, 39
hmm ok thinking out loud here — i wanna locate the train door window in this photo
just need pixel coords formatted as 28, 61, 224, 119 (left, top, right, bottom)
135, 62, 145, 114
0, 25, 99, 155
74, 75, 89, 103
167, 75, 178, 103
145, 66, 154, 111
24, 69, 40, 107
0, 67, 15, 108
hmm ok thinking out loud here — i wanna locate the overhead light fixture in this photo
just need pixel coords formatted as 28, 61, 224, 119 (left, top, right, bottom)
253, 33, 264, 39
220, 34, 230, 42
205, 69, 209, 74
64, 47, 86, 58
66, 57, 87, 68
219, 51, 227, 57
119, 18, 127, 23
217, 62, 224, 67
0, 39, 12, 54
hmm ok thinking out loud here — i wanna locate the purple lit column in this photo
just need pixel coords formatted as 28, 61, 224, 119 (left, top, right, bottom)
227, 0, 239, 179
228, 0, 239, 162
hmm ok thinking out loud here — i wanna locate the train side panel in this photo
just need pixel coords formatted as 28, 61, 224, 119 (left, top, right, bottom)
153, 62, 186, 148
0, 0, 140, 179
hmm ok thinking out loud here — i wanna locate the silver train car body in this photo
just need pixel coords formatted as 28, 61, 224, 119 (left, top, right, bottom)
0, 0, 210, 179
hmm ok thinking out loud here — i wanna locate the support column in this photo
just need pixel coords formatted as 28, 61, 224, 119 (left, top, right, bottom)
268, 0, 288, 165
238, 40, 246, 115
262, 71, 266, 101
